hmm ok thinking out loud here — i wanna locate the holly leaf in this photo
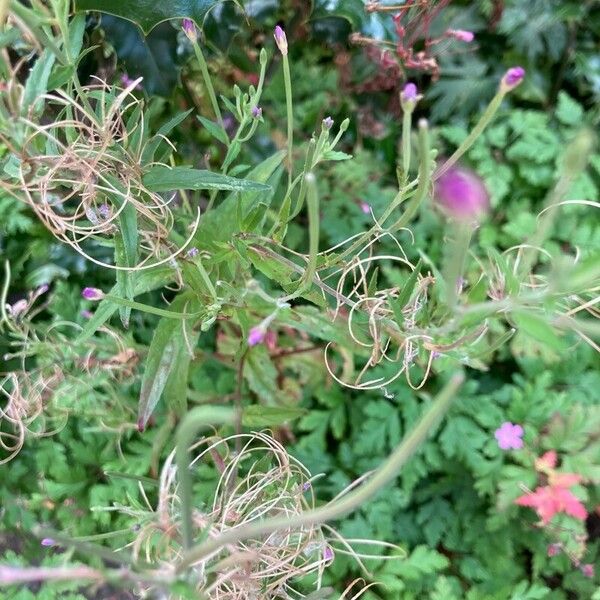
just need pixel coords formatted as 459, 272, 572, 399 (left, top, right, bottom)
76, 0, 226, 34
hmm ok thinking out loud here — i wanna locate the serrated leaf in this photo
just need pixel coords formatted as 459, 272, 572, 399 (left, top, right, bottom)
142, 165, 270, 193
76, 0, 223, 34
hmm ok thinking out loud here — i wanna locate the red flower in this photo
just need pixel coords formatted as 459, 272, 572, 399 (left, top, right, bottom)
516, 485, 587, 525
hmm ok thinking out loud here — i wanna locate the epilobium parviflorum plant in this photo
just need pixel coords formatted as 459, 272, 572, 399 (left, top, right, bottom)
0, 2, 598, 598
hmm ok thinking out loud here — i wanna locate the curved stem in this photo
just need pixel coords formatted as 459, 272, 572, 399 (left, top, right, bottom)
435, 89, 506, 180
176, 373, 463, 571
176, 406, 236, 549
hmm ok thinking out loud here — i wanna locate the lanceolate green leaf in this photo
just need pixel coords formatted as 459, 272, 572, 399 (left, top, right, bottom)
22, 49, 55, 117
512, 311, 566, 352
75, 0, 223, 34
142, 166, 271, 193
114, 202, 139, 328
193, 151, 285, 247
138, 293, 200, 430
164, 329, 200, 417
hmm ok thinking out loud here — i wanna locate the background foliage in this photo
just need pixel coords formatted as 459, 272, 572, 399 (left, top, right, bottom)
1, 1, 599, 599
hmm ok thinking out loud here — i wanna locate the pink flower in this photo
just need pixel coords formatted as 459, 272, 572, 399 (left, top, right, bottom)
547, 543, 561, 557
581, 564, 594, 578
251, 106, 263, 119
516, 486, 587, 525
502, 66, 525, 90
186, 247, 199, 258
41, 538, 55, 547
449, 29, 474, 43
274, 25, 288, 55
248, 326, 266, 346
81, 287, 104, 301
434, 166, 490, 222
323, 546, 334, 561
360, 201, 371, 214
494, 422, 524, 450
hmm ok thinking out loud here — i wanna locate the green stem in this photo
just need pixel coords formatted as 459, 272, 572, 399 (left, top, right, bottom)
175, 406, 236, 549
103, 294, 203, 320
282, 53, 294, 187
192, 41, 225, 133
282, 172, 319, 301
435, 89, 506, 181
401, 107, 413, 185
176, 373, 463, 571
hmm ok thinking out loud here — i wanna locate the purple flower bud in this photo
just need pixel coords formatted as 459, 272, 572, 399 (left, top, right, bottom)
501, 66, 525, 90
41, 538, 55, 547
302, 481, 311, 491
323, 546, 334, 561
401, 82, 417, 101
322, 116, 334, 130
248, 326, 266, 346
120, 74, 142, 91
81, 287, 104, 301
182, 18, 196, 40
186, 246, 199, 258
449, 29, 474, 43
274, 25, 288, 55
81, 310, 93, 319
434, 167, 490, 222
360, 201, 371, 214
251, 106, 263, 119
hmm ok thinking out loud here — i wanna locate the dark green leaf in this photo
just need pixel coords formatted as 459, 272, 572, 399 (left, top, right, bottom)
76, 0, 223, 34
142, 166, 271, 193
100, 16, 179, 95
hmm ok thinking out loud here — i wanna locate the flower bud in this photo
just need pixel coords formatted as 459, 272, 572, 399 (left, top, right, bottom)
259, 47, 268, 66
501, 66, 525, 91
434, 166, 490, 223
186, 246, 199, 258
339, 118, 350, 132
251, 106, 263, 119
81, 287, 104, 301
400, 82, 420, 111
322, 116, 334, 130
182, 18, 197, 41
448, 29, 474, 42
248, 325, 266, 346
274, 25, 288, 56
